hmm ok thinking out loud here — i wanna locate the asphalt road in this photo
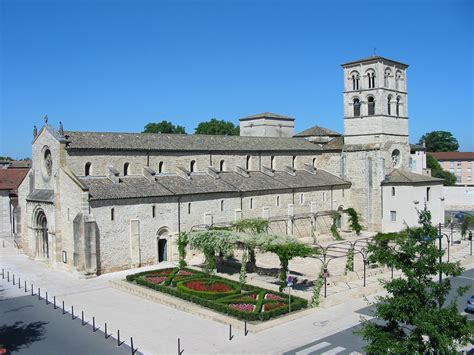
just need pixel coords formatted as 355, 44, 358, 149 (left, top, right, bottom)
285, 268, 474, 355
0, 280, 135, 355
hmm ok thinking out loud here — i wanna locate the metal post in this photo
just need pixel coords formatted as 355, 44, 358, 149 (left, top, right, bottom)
31, 284, 33, 296
363, 260, 367, 287
46, 292, 48, 304
54, 296, 56, 309
1, 268, 4, 278
117, 329, 121, 346
470, 231, 473, 256
229, 324, 233, 341
105, 323, 108, 339
7, 271, 9, 282
450, 224, 454, 246
288, 286, 291, 313
24, 280, 27, 292
12, 274, 15, 285
72, 305, 74, 319
447, 237, 450, 262
438, 223, 442, 285
244, 320, 248, 336
38, 288, 41, 300
62, 301, 65, 314
130, 337, 134, 354
178, 338, 183, 355
18, 277, 21, 288
324, 269, 327, 298
82, 311, 85, 325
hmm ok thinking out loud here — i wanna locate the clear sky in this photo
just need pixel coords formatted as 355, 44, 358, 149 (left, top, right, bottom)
1, 0, 472, 159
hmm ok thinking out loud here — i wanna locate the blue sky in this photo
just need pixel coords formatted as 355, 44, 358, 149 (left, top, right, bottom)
1, 0, 472, 158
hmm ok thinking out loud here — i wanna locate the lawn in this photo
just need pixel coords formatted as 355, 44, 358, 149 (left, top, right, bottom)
126, 267, 307, 321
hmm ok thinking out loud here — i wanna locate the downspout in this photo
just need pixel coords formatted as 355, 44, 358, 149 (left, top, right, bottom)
177, 196, 181, 235
330, 186, 334, 210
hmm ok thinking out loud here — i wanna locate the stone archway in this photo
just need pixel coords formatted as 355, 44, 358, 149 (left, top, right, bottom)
156, 227, 169, 263
34, 209, 49, 259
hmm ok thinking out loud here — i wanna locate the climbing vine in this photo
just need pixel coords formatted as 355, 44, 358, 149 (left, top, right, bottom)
331, 215, 343, 240
311, 269, 325, 307
239, 249, 248, 285
177, 232, 189, 269
233, 218, 269, 266
344, 208, 362, 235
345, 247, 354, 275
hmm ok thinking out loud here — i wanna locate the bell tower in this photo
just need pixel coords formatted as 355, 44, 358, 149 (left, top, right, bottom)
341, 56, 409, 149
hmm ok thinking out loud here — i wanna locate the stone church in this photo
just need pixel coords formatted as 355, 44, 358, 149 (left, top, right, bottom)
17, 56, 444, 276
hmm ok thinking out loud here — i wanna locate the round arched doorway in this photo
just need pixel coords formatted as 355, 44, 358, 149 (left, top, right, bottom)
34, 209, 49, 259
156, 228, 169, 263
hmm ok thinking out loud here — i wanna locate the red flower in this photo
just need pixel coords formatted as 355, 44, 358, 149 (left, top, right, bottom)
184, 280, 233, 292
145, 276, 167, 284
263, 302, 286, 312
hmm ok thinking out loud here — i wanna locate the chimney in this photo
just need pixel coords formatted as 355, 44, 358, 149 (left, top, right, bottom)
142, 166, 156, 182
107, 166, 120, 183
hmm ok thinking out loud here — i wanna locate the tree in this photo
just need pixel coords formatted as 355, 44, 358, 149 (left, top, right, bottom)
0, 156, 13, 161
427, 153, 457, 186
419, 131, 459, 152
195, 118, 239, 136
143, 121, 186, 134
357, 208, 473, 354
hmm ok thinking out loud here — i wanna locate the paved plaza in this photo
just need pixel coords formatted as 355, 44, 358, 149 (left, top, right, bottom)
1, 234, 473, 354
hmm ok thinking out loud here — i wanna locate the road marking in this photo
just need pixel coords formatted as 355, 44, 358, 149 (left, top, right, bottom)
295, 342, 331, 355
321, 346, 346, 355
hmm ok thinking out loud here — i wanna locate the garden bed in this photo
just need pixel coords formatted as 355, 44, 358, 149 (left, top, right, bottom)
126, 267, 307, 321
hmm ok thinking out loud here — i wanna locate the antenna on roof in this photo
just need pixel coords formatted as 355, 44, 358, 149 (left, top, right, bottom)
373, 47, 377, 56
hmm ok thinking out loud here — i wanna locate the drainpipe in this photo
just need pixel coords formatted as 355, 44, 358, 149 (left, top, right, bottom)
177, 196, 181, 235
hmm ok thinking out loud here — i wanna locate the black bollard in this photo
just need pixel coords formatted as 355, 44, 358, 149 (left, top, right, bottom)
13, 274, 15, 285
24, 280, 27, 292
178, 338, 183, 355
2, 268, 4, 279
244, 320, 248, 336
130, 337, 134, 354
54, 296, 56, 309
229, 324, 233, 341
105, 323, 108, 339
18, 277, 21, 289
117, 329, 121, 346
38, 288, 41, 300
7, 271, 9, 282
82, 311, 85, 326
93, 317, 96, 332
72, 305, 74, 319
46, 292, 48, 304
62, 301, 65, 314
31, 284, 34, 296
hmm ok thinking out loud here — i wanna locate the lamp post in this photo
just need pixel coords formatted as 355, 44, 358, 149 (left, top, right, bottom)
438, 223, 442, 284
469, 230, 472, 256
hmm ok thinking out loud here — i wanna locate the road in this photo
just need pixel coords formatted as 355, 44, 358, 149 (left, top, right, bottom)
285, 268, 474, 355
0, 279, 135, 355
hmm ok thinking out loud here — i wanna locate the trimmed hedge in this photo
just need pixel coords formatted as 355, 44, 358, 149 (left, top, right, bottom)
127, 267, 308, 321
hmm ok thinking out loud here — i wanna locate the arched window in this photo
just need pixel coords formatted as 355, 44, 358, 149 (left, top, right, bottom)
219, 160, 225, 172
387, 95, 392, 115
111, 208, 115, 221
292, 156, 296, 169
395, 71, 402, 90
85, 162, 91, 176
190, 160, 196, 173
396, 96, 401, 116
367, 71, 376, 88
392, 187, 396, 196
368, 97, 375, 115
384, 68, 391, 88
158, 161, 164, 174
353, 98, 361, 117
187, 202, 191, 214
250, 198, 254, 209
351, 72, 360, 90
270, 156, 275, 170
246, 156, 251, 170
220, 200, 224, 212
123, 162, 129, 176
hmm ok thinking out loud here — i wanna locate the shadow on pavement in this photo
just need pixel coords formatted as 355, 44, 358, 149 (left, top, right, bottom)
0, 321, 48, 352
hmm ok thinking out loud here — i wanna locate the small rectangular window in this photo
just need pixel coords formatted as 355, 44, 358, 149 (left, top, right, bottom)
300, 193, 304, 205
152, 205, 156, 218
111, 208, 115, 221
187, 203, 191, 214
426, 187, 431, 202
276, 196, 280, 207
392, 187, 396, 196
390, 211, 397, 222
220, 200, 224, 212
250, 198, 254, 209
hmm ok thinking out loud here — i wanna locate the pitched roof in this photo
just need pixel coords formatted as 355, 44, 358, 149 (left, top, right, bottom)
341, 55, 409, 68
0, 168, 29, 191
78, 169, 350, 201
429, 152, 474, 161
382, 169, 443, 185
239, 112, 295, 121
64, 131, 323, 152
26, 189, 55, 203
294, 125, 341, 137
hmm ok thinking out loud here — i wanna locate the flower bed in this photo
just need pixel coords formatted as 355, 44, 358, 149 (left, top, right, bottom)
126, 267, 307, 321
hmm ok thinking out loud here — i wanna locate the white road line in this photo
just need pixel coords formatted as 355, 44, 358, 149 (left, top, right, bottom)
295, 342, 331, 355
349, 352, 362, 355
321, 346, 346, 355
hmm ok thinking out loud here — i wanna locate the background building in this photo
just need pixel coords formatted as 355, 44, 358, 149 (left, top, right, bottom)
430, 152, 474, 186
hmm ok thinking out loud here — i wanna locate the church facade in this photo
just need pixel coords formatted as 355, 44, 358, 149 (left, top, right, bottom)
17, 56, 444, 276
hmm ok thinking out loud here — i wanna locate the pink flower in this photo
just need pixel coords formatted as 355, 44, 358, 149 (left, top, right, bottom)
145, 276, 167, 284
229, 303, 255, 312
265, 293, 284, 301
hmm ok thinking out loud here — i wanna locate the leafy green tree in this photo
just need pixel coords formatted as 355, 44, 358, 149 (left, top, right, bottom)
195, 118, 239, 135
419, 131, 459, 152
143, 120, 186, 134
357, 208, 473, 354
0, 156, 13, 161
427, 153, 457, 186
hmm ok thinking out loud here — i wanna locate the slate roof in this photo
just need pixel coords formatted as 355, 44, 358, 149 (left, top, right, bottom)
239, 112, 294, 121
382, 169, 443, 185
78, 170, 351, 200
341, 56, 409, 67
294, 125, 341, 138
0, 169, 29, 192
26, 189, 55, 203
326, 136, 345, 150
64, 131, 322, 152
429, 152, 474, 161
272, 169, 349, 189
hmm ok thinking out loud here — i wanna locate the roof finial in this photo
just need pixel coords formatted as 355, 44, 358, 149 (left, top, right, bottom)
33, 125, 38, 138
59, 121, 64, 136
44, 115, 48, 124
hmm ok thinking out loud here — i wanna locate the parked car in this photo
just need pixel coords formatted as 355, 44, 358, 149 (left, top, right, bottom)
466, 295, 474, 313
